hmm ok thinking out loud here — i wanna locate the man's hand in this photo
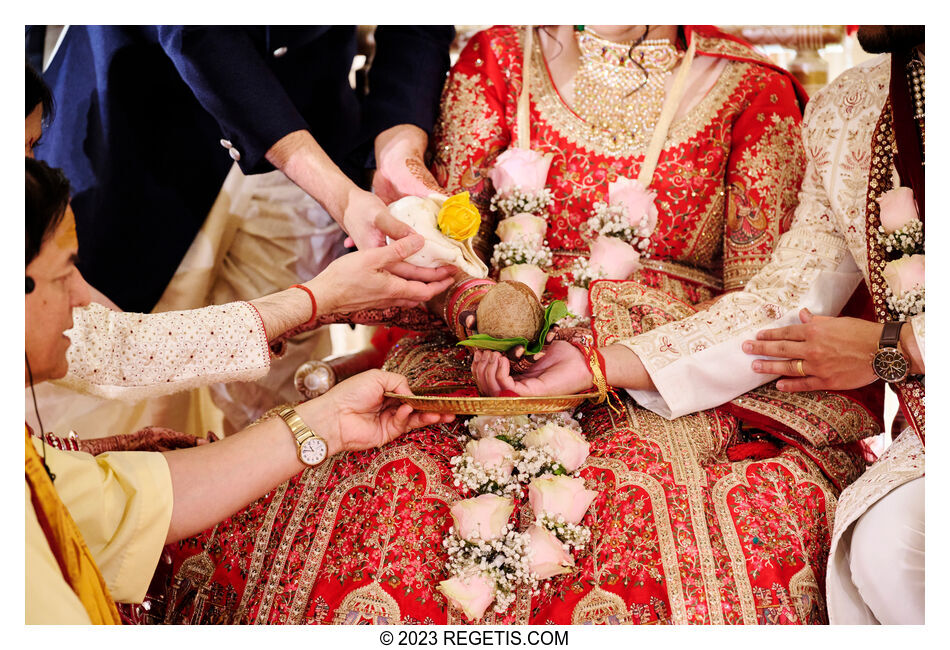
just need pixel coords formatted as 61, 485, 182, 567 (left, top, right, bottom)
372, 124, 444, 204
309, 370, 455, 452
340, 187, 418, 250
743, 308, 883, 392
310, 234, 455, 313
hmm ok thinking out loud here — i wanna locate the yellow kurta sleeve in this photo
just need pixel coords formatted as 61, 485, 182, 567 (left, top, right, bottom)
27, 440, 173, 616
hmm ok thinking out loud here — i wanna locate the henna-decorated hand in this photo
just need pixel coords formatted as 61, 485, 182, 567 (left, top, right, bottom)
458, 308, 560, 371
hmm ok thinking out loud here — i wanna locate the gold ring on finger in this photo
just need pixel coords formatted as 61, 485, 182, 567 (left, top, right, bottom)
796, 359, 806, 377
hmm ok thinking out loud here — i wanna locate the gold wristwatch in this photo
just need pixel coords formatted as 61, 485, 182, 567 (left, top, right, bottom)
277, 406, 329, 466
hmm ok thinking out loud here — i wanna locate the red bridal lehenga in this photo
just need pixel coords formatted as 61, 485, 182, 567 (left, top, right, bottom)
140, 26, 883, 625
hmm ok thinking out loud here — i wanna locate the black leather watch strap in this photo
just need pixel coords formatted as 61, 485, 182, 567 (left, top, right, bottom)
879, 321, 904, 349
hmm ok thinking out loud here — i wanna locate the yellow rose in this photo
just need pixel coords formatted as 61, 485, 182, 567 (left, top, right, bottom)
437, 192, 481, 241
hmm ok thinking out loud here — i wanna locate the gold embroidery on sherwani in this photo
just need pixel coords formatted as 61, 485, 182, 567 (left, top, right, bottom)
288, 446, 460, 625
711, 452, 836, 625
863, 101, 925, 444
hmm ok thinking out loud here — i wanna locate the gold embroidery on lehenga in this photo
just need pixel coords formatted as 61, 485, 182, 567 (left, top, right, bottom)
692, 34, 776, 69
623, 406, 729, 623
255, 462, 334, 624
433, 72, 502, 193
731, 386, 880, 447
287, 446, 461, 624
234, 482, 290, 621
589, 281, 696, 349
166, 524, 220, 624
572, 456, 686, 625
331, 582, 402, 625
711, 452, 836, 624
788, 565, 826, 624
682, 186, 726, 270
572, 587, 632, 625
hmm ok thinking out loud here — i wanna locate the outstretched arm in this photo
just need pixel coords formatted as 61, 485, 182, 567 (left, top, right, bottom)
162, 370, 453, 543
60, 236, 453, 402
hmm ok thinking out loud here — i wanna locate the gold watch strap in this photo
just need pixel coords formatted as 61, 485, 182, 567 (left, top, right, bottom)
277, 406, 315, 446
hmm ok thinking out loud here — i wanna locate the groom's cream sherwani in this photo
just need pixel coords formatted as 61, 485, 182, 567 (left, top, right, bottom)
621, 54, 925, 622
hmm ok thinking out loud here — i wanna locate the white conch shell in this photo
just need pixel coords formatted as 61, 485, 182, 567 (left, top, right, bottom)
387, 195, 489, 279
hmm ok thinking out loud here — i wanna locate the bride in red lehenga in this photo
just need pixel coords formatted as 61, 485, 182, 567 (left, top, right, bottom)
144, 25, 883, 625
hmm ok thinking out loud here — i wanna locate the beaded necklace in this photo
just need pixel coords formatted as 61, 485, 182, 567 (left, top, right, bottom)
573, 28, 682, 144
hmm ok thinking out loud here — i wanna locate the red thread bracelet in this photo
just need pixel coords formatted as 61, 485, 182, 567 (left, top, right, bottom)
291, 284, 318, 327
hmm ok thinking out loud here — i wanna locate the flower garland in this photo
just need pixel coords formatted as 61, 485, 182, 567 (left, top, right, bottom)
437, 412, 598, 621
875, 187, 924, 321
486, 148, 556, 301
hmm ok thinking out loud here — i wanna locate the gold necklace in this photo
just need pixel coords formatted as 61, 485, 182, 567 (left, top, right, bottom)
573, 29, 681, 145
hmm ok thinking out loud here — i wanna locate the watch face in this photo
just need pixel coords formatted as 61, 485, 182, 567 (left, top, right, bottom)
299, 437, 328, 466
873, 348, 909, 383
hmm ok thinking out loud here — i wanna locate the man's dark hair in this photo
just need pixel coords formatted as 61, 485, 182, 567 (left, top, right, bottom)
26, 157, 71, 266
26, 62, 54, 122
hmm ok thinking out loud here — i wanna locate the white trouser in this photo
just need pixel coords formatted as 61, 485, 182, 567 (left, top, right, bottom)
837, 476, 925, 624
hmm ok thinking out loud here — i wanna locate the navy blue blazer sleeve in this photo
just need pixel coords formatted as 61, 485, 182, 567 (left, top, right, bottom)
157, 26, 309, 174
362, 26, 454, 152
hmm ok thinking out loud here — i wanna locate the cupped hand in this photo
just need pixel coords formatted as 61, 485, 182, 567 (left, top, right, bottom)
742, 308, 882, 392
310, 234, 455, 312
313, 370, 454, 453
471, 341, 593, 397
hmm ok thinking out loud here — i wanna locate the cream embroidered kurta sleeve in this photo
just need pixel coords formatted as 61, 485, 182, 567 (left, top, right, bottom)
26, 439, 173, 623
57, 301, 271, 402
621, 56, 900, 420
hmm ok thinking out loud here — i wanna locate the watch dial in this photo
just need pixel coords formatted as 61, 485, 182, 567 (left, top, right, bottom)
873, 348, 909, 383
300, 438, 327, 465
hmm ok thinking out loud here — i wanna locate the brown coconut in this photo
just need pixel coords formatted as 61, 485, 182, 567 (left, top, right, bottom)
475, 281, 544, 341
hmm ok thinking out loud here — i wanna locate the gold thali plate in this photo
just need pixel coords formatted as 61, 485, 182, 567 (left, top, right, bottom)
384, 386, 600, 415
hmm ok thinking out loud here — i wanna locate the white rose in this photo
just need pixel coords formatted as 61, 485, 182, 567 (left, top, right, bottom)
528, 475, 599, 524
522, 422, 590, 473
496, 213, 547, 245
450, 494, 514, 541
465, 437, 515, 479
499, 264, 549, 301
526, 524, 574, 580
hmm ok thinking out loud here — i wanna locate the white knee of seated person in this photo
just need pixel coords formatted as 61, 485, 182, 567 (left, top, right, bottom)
848, 478, 925, 624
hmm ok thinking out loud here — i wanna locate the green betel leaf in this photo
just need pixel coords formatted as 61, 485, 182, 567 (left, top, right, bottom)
457, 334, 530, 351
457, 300, 568, 355
526, 300, 568, 355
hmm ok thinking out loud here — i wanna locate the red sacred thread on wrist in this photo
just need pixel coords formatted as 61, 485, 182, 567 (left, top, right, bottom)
291, 284, 318, 328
